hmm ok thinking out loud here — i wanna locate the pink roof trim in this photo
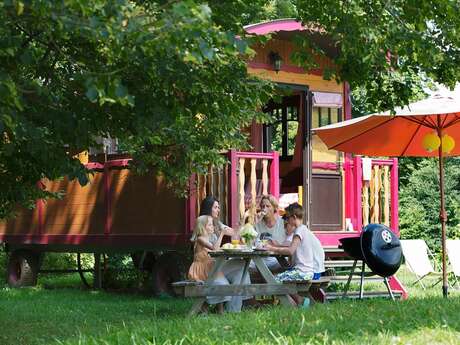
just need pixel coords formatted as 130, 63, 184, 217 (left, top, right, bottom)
244, 19, 306, 35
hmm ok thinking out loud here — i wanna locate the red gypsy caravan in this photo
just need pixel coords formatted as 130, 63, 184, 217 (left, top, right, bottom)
0, 19, 406, 298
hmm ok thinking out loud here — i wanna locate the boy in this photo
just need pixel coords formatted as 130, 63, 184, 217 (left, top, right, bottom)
265, 202, 325, 307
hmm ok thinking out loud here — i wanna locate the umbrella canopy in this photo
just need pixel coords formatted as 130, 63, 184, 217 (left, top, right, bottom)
313, 88, 460, 298
314, 92, 460, 157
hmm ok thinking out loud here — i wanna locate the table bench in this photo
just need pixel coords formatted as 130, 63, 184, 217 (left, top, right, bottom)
281, 276, 331, 304
173, 277, 331, 310
172, 281, 299, 298
173, 254, 331, 315
173, 250, 303, 315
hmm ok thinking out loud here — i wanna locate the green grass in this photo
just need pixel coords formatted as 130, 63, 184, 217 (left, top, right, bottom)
1, 267, 460, 345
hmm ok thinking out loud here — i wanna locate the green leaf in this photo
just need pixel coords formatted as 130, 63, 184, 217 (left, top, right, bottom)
20, 50, 33, 65
16, 1, 24, 15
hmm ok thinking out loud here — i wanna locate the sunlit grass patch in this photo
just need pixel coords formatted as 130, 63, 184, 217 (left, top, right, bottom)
1, 266, 460, 345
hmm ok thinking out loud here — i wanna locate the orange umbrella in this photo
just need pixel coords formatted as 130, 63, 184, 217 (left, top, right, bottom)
314, 90, 460, 297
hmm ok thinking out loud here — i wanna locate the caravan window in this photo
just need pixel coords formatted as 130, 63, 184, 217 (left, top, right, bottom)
263, 96, 299, 160
312, 107, 342, 128
311, 92, 343, 129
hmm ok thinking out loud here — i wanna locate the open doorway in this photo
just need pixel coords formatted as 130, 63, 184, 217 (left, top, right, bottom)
261, 87, 343, 231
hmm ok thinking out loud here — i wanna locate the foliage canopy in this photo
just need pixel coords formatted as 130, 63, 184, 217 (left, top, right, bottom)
0, 0, 272, 218
3, 0, 460, 219
296, 0, 460, 112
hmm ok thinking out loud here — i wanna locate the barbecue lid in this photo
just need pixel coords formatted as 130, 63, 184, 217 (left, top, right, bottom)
360, 224, 402, 277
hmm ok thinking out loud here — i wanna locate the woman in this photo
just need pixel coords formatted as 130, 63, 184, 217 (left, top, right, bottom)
253, 194, 286, 271
195, 196, 251, 312
199, 196, 236, 239
255, 194, 286, 244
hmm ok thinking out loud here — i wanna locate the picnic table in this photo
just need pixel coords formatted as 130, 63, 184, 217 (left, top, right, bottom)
173, 249, 326, 315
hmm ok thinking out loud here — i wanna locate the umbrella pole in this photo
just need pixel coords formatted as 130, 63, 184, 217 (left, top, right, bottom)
438, 141, 448, 298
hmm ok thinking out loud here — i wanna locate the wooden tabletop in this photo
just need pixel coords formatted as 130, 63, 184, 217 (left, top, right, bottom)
210, 249, 276, 258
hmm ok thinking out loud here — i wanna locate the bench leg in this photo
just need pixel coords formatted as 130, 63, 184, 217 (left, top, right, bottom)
189, 257, 227, 316
240, 259, 250, 284
309, 287, 327, 304
252, 257, 296, 307
189, 298, 206, 316
304, 292, 314, 306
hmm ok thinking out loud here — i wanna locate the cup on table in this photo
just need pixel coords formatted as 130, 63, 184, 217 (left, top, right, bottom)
257, 210, 267, 222
231, 239, 240, 248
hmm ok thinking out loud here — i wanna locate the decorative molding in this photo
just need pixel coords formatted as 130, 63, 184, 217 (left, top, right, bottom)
248, 61, 323, 76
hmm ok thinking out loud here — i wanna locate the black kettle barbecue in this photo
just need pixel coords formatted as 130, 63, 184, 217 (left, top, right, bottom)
338, 223, 402, 300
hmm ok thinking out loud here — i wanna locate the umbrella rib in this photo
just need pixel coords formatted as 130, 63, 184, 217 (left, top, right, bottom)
329, 117, 395, 150
426, 116, 439, 128
440, 114, 449, 128
444, 115, 460, 129
402, 116, 436, 129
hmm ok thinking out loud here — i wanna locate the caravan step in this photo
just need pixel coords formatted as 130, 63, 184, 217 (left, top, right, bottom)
326, 290, 403, 301
323, 246, 347, 258
325, 260, 362, 268
330, 275, 384, 283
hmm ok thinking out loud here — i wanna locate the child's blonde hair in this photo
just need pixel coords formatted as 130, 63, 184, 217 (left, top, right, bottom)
192, 215, 212, 239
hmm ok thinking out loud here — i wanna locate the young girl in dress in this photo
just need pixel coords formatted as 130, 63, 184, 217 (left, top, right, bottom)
188, 215, 231, 313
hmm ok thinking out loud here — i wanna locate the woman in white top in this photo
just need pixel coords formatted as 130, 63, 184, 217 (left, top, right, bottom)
253, 194, 286, 271
255, 195, 286, 243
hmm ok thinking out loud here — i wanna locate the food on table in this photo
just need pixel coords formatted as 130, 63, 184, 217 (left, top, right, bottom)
231, 239, 240, 247
222, 243, 233, 250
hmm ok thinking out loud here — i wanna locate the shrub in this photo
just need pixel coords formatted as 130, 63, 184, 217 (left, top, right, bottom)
399, 158, 460, 254
103, 254, 147, 290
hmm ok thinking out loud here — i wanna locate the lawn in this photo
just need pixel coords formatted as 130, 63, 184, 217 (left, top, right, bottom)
1, 267, 460, 345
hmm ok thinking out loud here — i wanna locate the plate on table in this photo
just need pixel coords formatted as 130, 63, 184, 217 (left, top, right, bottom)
239, 247, 253, 252
222, 246, 252, 253
222, 247, 238, 252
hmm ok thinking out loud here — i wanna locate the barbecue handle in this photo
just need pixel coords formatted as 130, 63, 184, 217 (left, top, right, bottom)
381, 243, 401, 250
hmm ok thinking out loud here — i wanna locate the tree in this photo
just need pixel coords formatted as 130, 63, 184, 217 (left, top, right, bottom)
3, 0, 460, 220
399, 158, 460, 251
295, 0, 460, 112
293, 0, 460, 248
0, 0, 272, 218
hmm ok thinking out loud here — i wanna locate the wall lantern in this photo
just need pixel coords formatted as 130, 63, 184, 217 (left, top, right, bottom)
269, 51, 282, 73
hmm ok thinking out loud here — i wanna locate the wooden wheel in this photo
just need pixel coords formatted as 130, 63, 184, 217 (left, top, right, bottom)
7, 250, 39, 287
